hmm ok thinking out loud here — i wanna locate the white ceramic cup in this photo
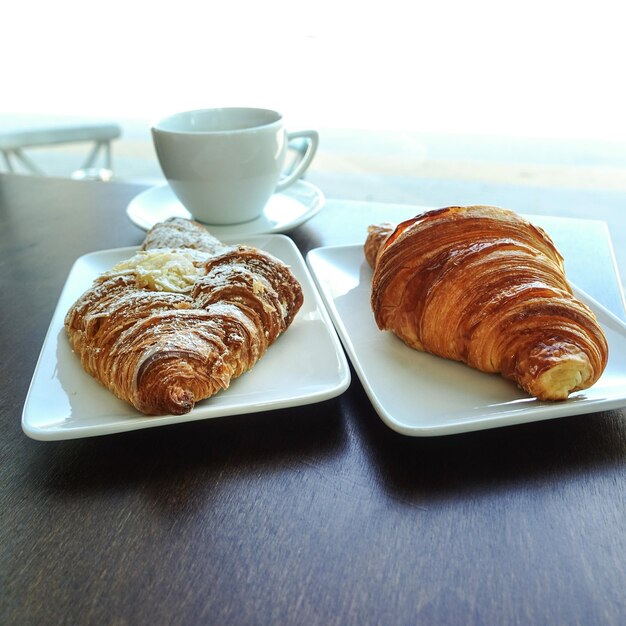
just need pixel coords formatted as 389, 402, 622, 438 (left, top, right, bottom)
151, 107, 319, 225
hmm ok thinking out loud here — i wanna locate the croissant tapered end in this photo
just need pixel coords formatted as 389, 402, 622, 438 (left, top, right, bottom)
141, 216, 229, 255
520, 344, 593, 401
365, 223, 394, 268
366, 205, 609, 401
138, 386, 195, 416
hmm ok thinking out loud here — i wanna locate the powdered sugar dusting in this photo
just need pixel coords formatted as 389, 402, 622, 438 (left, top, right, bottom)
64, 218, 304, 415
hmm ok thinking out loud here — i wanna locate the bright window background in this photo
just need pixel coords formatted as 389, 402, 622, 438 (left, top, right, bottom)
4, 0, 625, 139
3, 0, 626, 197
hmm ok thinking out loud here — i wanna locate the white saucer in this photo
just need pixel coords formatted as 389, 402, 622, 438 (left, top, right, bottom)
126, 180, 324, 237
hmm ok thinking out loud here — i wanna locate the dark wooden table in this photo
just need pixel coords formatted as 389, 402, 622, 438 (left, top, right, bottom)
2, 173, 626, 625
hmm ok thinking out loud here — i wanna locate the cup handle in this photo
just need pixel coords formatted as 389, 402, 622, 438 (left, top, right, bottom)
275, 130, 319, 192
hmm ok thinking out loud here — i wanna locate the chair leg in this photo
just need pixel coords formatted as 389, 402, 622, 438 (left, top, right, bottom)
13, 149, 45, 175
104, 140, 112, 169
2, 151, 15, 172
82, 142, 102, 169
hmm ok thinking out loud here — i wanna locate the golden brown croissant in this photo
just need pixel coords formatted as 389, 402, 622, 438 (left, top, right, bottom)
65, 218, 303, 415
365, 206, 608, 400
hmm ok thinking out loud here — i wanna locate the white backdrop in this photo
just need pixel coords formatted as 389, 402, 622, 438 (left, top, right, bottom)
3, 0, 626, 139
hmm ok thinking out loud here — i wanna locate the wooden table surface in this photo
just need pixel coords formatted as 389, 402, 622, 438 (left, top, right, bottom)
1, 173, 626, 625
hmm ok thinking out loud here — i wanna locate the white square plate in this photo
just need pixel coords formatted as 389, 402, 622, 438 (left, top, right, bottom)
22, 235, 350, 440
307, 244, 626, 436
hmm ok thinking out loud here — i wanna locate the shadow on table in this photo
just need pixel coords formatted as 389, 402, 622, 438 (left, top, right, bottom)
27, 399, 347, 511
353, 374, 626, 505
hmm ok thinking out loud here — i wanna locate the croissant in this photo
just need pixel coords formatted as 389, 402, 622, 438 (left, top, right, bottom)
65, 218, 303, 415
365, 206, 608, 400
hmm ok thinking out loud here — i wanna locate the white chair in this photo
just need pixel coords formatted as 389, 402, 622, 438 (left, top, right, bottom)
0, 123, 122, 180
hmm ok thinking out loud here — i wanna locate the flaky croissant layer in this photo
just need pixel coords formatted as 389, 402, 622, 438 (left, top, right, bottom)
365, 206, 608, 400
65, 218, 303, 415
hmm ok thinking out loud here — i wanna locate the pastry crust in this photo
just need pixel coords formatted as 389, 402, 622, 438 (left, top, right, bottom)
65, 218, 303, 415
365, 206, 608, 400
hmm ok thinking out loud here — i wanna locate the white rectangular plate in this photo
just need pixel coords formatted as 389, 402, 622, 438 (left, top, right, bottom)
22, 235, 350, 440
307, 244, 626, 436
